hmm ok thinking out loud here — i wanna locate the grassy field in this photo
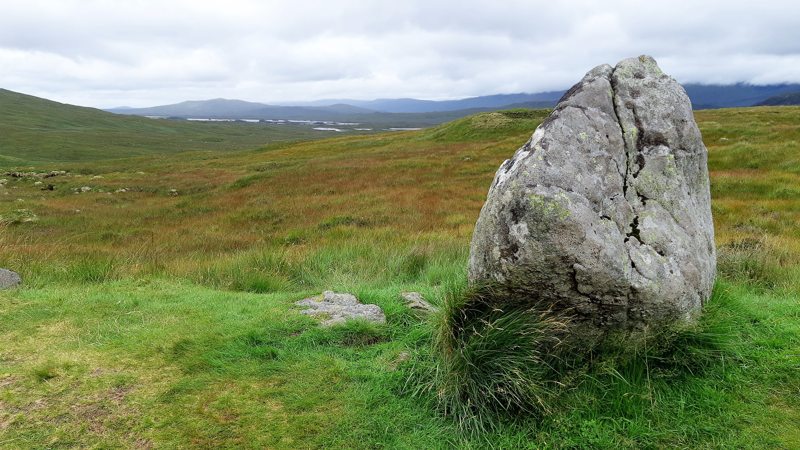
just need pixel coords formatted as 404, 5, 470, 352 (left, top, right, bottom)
0, 107, 798, 448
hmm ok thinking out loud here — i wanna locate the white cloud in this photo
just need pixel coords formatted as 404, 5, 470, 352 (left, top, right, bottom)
1, 0, 799, 107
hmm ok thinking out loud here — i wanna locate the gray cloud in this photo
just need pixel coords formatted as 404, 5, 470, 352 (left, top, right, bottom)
1, 0, 799, 107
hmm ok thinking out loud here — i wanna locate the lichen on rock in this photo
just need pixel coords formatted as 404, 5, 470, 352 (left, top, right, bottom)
0, 269, 21, 290
296, 291, 386, 327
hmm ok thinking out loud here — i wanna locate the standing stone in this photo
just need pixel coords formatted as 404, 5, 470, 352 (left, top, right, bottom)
469, 56, 715, 338
0, 269, 21, 289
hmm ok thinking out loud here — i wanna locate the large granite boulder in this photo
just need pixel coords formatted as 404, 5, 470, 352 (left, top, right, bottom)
0, 269, 21, 289
469, 56, 716, 338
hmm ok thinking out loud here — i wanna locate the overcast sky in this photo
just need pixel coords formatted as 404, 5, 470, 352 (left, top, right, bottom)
1, 0, 799, 108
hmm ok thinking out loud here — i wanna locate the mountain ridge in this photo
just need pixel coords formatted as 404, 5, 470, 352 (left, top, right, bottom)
756, 91, 800, 106
105, 83, 800, 119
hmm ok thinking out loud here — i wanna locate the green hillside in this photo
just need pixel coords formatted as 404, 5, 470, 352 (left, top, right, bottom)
757, 91, 800, 106
0, 89, 341, 164
0, 107, 798, 448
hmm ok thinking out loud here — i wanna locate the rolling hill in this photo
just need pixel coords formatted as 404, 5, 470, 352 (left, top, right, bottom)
296, 92, 564, 113
756, 91, 800, 106
109, 92, 562, 118
683, 83, 800, 109
0, 89, 343, 164
107, 99, 377, 120
105, 83, 800, 122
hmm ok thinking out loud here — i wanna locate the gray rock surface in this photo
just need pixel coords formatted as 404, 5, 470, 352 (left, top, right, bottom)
0, 269, 21, 289
469, 56, 716, 337
296, 291, 386, 327
401, 292, 438, 313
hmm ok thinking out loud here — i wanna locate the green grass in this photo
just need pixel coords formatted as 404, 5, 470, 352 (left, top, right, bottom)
411, 281, 571, 436
0, 106, 799, 448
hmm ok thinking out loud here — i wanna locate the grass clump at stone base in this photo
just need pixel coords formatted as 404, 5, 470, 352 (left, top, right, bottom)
410, 282, 570, 435
411, 281, 746, 439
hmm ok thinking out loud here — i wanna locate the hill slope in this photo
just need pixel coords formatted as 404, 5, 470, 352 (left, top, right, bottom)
313, 92, 563, 113
108, 98, 377, 120
105, 83, 800, 118
756, 91, 800, 106
0, 89, 338, 164
683, 83, 800, 109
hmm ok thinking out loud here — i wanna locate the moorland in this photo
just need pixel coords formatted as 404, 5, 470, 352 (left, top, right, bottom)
0, 91, 798, 448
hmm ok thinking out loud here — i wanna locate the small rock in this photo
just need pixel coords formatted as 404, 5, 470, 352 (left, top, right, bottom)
401, 292, 437, 313
388, 351, 411, 371
33, 181, 43, 186
0, 269, 21, 290
296, 291, 386, 327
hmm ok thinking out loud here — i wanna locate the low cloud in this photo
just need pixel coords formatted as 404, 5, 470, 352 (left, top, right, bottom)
2, 0, 799, 107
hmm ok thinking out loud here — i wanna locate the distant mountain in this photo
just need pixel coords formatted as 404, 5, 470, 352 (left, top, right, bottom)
301, 92, 564, 113
107, 99, 377, 121
683, 83, 800, 109
107, 98, 268, 117
108, 91, 563, 125
107, 83, 800, 121
108, 93, 562, 119
756, 91, 800, 106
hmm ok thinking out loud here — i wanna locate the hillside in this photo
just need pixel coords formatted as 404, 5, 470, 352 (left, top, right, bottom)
108, 95, 557, 126
683, 83, 800, 109
104, 83, 800, 120
0, 89, 341, 164
0, 107, 798, 448
757, 91, 800, 106
108, 98, 377, 120
306, 92, 563, 113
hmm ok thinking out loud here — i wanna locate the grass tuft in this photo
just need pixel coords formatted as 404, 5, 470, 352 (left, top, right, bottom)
411, 281, 570, 434
717, 237, 789, 289
304, 320, 388, 347
410, 282, 745, 437
31, 361, 60, 382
